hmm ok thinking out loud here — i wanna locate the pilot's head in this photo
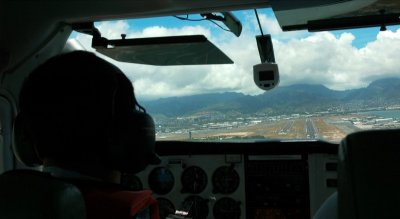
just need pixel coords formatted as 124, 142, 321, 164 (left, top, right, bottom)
18, 51, 159, 179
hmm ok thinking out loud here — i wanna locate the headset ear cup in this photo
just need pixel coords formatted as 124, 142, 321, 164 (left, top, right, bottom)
107, 111, 159, 173
12, 113, 43, 166
138, 112, 160, 165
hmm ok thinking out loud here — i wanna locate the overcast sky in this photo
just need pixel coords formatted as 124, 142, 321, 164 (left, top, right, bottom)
71, 9, 400, 100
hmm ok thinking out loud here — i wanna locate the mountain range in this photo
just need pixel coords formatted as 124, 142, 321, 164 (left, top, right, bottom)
142, 78, 400, 117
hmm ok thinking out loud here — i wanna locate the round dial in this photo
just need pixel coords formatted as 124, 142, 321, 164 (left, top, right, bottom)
183, 195, 209, 219
120, 173, 143, 191
181, 166, 208, 194
157, 197, 175, 219
148, 167, 174, 195
213, 197, 241, 219
212, 166, 240, 194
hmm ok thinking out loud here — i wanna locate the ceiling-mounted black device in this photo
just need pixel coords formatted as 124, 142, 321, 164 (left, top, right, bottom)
253, 10, 280, 91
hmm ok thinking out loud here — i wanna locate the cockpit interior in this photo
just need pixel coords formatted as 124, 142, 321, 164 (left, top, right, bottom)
1, 1, 400, 219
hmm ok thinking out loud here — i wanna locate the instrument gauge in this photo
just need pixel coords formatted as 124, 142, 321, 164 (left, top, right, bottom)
148, 167, 174, 195
181, 166, 207, 194
213, 197, 241, 219
182, 195, 209, 219
212, 166, 240, 194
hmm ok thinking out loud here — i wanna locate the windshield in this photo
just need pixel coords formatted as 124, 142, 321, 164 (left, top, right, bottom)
70, 9, 400, 143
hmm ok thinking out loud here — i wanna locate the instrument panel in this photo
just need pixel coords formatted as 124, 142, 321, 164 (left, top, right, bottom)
136, 155, 246, 219
122, 141, 338, 219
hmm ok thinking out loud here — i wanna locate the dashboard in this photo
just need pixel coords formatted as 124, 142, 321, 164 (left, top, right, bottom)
121, 141, 338, 219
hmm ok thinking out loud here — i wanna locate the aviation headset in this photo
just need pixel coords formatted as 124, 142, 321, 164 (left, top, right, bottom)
13, 51, 160, 173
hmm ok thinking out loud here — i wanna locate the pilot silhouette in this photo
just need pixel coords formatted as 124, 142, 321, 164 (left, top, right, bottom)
17, 51, 160, 219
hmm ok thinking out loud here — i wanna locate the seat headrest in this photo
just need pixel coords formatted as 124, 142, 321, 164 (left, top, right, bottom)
0, 170, 86, 219
338, 129, 400, 219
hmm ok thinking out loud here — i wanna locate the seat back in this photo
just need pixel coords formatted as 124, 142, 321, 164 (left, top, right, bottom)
0, 170, 86, 219
338, 129, 400, 219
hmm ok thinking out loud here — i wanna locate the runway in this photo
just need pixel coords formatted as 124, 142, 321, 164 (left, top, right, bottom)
305, 118, 317, 139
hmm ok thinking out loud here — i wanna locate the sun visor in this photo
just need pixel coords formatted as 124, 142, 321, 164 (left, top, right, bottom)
93, 35, 233, 66
270, 0, 400, 31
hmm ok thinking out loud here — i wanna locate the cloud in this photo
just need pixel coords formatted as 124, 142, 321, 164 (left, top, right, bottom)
275, 29, 400, 90
275, 32, 360, 89
129, 25, 212, 39
70, 16, 400, 100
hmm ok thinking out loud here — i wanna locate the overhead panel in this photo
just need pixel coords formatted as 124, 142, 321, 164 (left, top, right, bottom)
270, 0, 400, 31
94, 35, 233, 66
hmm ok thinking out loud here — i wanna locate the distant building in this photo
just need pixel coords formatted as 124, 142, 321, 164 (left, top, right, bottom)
375, 118, 393, 124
